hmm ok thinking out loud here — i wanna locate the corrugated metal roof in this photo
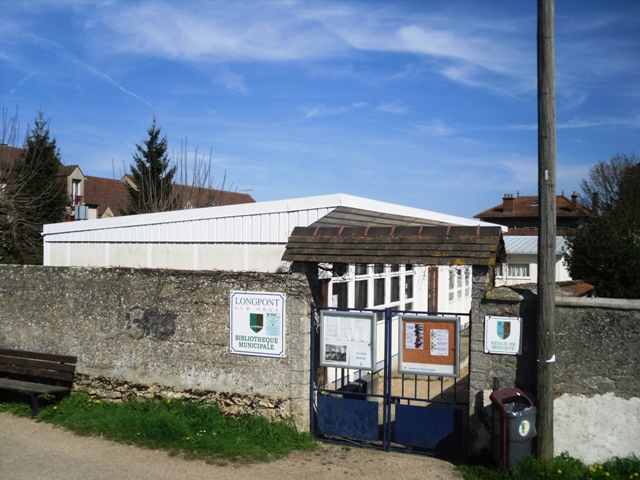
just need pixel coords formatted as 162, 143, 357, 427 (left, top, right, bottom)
43, 193, 505, 245
504, 236, 567, 255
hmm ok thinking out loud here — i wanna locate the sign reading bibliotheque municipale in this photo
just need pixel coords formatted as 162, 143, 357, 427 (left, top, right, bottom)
230, 291, 285, 358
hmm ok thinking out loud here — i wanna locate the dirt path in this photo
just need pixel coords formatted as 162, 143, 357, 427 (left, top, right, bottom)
0, 413, 461, 480
0, 412, 462, 480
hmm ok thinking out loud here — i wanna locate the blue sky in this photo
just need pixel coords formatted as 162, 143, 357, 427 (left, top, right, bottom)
2, 0, 638, 219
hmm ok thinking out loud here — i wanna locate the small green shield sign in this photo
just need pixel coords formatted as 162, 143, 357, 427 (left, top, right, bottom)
250, 313, 264, 333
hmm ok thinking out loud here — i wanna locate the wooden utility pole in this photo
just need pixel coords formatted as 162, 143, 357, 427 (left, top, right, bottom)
537, 0, 557, 463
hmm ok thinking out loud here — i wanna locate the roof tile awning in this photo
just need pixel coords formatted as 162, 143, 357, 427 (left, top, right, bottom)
283, 225, 506, 266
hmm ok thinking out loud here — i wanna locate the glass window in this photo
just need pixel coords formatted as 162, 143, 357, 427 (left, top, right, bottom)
390, 277, 400, 302
497, 263, 531, 278
355, 280, 368, 309
508, 264, 530, 278
332, 282, 348, 308
449, 270, 455, 301
374, 278, 385, 306
374, 264, 384, 274
405, 275, 413, 299
355, 264, 368, 276
390, 264, 400, 273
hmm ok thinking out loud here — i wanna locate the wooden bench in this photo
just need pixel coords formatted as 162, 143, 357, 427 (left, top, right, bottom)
0, 348, 77, 418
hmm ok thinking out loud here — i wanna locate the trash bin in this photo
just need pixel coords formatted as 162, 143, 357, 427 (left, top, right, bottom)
490, 387, 537, 467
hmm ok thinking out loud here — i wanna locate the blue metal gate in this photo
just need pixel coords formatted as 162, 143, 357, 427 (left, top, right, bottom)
310, 306, 469, 458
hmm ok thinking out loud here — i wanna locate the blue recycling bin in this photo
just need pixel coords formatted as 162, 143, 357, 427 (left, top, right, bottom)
490, 387, 537, 467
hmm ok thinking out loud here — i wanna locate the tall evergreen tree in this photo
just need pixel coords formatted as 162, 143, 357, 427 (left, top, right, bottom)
126, 116, 177, 214
1, 111, 67, 264
20, 111, 68, 226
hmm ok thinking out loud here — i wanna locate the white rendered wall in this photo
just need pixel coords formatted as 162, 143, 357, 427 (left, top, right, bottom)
555, 393, 640, 464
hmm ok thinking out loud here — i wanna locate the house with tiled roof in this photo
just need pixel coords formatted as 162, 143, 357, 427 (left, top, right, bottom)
4, 147, 254, 221
56, 165, 255, 221
0, 145, 23, 183
474, 193, 593, 288
473, 192, 592, 235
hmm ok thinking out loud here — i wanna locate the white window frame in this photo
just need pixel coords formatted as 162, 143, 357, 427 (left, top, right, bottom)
496, 263, 531, 279
448, 266, 472, 303
328, 263, 414, 315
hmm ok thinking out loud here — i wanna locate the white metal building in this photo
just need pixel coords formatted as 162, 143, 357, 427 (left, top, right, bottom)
43, 193, 499, 315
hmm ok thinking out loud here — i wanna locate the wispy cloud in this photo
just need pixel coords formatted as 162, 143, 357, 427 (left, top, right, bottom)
83, 1, 535, 94
378, 103, 409, 115
301, 102, 368, 120
10, 31, 156, 109
414, 119, 456, 137
10, 72, 39, 95
558, 115, 640, 130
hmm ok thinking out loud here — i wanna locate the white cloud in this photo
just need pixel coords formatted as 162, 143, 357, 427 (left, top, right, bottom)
558, 115, 640, 130
301, 102, 367, 120
378, 103, 408, 115
414, 119, 455, 137
78, 0, 536, 94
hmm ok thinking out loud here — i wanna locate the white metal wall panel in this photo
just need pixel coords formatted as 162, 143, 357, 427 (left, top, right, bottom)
251, 215, 261, 242
109, 244, 148, 268
241, 215, 251, 242
150, 244, 195, 269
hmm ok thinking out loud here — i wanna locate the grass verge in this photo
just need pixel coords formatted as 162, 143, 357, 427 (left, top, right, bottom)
0, 391, 317, 464
457, 453, 640, 480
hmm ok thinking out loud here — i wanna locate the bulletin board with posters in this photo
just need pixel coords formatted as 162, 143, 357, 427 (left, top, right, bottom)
398, 315, 460, 377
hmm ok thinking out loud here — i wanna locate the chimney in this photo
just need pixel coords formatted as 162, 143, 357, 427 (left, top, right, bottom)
571, 191, 578, 212
503, 193, 515, 213
592, 192, 599, 215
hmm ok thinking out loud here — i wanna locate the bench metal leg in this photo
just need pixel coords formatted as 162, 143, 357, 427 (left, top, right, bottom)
28, 393, 40, 419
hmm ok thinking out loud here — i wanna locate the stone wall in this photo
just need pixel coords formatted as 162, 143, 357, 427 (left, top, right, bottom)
0, 265, 313, 430
468, 284, 640, 464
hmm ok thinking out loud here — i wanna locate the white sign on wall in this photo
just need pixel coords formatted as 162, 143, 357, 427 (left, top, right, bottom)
230, 291, 286, 358
484, 316, 523, 355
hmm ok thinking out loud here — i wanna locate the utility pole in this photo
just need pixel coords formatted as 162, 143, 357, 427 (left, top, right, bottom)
537, 0, 557, 463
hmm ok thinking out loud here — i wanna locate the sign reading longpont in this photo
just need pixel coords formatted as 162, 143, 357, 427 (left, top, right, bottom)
230, 291, 286, 357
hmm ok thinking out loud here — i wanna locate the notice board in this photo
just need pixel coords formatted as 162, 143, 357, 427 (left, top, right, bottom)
319, 310, 376, 370
398, 315, 460, 377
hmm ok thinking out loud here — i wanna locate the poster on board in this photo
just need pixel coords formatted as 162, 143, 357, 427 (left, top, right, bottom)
484, 316, 523, 355
398, 315, 460, 377
319, 310, 376, 370
230, 291, 285, 358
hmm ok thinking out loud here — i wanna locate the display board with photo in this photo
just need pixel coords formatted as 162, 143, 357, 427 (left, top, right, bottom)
319, 310, 376, 370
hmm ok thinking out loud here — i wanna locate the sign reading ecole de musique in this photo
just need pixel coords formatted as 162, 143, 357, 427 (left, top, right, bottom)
230, 291, 285, 358
484, 316, 523, 355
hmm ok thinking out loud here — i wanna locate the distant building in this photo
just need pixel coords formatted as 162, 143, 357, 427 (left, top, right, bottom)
473, 192, 591, 235
56, 165, 255, 220
474, 192, 593, 286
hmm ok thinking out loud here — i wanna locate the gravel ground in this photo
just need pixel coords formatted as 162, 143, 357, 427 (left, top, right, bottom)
0, 412, 463, 480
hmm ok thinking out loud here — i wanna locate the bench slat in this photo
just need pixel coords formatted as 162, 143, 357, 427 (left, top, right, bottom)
0, 364, 75, 383
0, 355, 76, 373
0, 348, 77, 365
0, 378, 71, 394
